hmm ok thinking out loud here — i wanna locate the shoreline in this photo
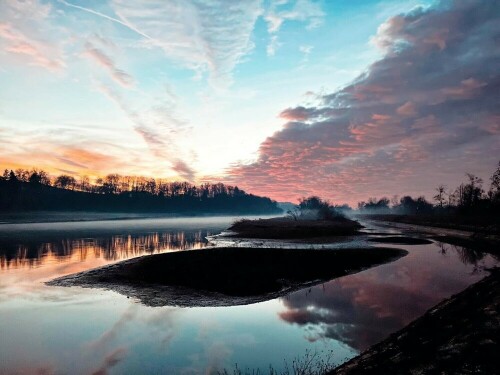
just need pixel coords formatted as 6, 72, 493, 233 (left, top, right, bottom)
0, 211, 279, 225
330, 268, 500, 374
362, 214, 500, 237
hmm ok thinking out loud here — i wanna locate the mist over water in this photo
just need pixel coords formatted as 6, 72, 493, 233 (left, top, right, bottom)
0, 216, 498, 374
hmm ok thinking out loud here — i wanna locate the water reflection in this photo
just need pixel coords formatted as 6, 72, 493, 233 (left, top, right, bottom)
0, 230, 210, 271
278, 241, 499, 352
1, 217, 499, 373
440, 242, 499, 271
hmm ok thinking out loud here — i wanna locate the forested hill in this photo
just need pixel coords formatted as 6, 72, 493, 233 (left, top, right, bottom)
0, 178, 282, 215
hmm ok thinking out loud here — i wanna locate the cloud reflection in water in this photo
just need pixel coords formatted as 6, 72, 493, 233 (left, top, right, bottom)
279, 242, 499, 352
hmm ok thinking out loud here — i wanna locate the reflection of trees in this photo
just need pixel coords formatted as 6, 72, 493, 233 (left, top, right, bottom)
453, 245, 485, 266
436, 241, 500, 275
437, 242, 449, 256
0, 230, 210, 270
436, 240, 497, 273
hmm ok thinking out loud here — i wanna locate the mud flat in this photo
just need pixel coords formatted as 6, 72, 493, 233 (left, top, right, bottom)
365, 214, 500, 237
228, 217, 363, 239
368, 236, 433, 245
331, 269, 500, 374
47, 246, 406, 307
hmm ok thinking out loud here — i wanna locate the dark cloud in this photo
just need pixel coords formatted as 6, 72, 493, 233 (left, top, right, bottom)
229, 0, 500, 204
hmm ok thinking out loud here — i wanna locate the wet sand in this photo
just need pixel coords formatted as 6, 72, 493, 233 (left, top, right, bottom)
48, 246, 406, 307
368, 236, 433, 245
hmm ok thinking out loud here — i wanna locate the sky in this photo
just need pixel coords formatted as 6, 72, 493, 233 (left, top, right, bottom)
0, 0, 499, 205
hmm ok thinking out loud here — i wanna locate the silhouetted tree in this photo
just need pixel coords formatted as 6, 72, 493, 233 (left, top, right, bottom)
490, 161, 500, 201
334, 204, 352, 212
393, 195, 432, 214
102, 174, 121, 194
54, 175, 77, 190
453, 174, 484, 208
8, 170, 17, 182
29, 171, 41, 184
359, 197, 390, 212
15, 168, 30, 182
433, 185, 447, 208
79, 175, 91, 192
0, 165, 282, 214
296, 196, 345, 220
27, 169, 50, 185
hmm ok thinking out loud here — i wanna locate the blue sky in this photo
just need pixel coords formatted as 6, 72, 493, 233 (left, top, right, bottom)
2, 0, 498, 204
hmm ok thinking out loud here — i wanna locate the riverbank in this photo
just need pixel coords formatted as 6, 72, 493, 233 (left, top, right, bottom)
330, 268, 500, 374
363, 215, 500, 256
0, 211, 277, 225
364, 214, 499, 236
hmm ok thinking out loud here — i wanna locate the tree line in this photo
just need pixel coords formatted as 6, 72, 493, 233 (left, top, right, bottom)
2, 168, 252, 198
0, 167, 281, 214
356, 161, 500, 215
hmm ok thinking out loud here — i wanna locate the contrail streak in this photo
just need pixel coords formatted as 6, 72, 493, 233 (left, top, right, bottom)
58, 0, 153, 41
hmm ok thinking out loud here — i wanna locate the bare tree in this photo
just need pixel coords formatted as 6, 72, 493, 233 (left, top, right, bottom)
490, 160, 500, 200
54, 175, 76, 189
433, 184, 447, 208
79, 175, 91, 192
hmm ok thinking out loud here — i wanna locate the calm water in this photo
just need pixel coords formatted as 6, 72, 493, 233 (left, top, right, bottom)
0, 216, 498, 374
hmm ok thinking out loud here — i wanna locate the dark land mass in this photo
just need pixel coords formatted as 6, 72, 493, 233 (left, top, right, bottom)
368, 236, 433, 245
331, 269, 500, 375
431, 235, 500, 256
364, 214, 500, 255
228, 217, 363, 239
0, 180, 281, 215
365, 214, 500, 236
47, 246, 407, 307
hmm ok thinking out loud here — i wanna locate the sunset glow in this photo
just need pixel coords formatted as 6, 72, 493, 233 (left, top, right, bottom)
1, 0, 498, 205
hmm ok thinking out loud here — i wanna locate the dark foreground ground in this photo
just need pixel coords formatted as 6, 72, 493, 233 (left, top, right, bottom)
228, 217, 363, 239
48, 246, 406, 307
331, 269, 500, 375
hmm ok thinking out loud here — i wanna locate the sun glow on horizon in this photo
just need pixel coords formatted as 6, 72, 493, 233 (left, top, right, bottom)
1, 0, 498, 204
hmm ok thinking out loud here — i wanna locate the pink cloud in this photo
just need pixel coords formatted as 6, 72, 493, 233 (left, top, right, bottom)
396, 101, 417, 117
441, 78, 486, 99
0, 22, 65, 70
91, 347, 128, 375
84, 41, 135, 88
226, 0, 500, 205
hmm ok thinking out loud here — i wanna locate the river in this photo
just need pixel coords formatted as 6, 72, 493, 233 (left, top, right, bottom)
0, 215, 497, 374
